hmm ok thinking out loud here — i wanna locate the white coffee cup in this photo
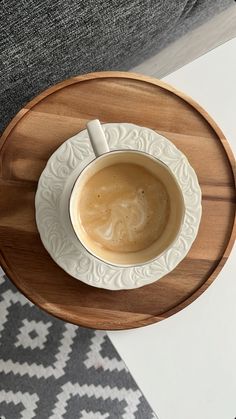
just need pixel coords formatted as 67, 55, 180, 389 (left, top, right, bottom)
69, 120, 185, 267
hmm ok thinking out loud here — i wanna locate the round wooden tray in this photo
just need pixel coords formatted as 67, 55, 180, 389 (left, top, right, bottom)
0, 72, 235, 330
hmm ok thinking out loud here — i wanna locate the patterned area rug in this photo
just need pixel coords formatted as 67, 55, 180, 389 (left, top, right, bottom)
0, 269, 156, 418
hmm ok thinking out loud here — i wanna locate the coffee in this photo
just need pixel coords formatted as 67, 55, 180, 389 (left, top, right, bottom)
78, 163, 170, 253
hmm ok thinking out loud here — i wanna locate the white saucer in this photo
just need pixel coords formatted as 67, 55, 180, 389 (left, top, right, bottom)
35, 123, 202, 290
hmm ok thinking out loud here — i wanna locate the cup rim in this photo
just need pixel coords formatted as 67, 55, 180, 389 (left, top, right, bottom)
69, 149, 186, 268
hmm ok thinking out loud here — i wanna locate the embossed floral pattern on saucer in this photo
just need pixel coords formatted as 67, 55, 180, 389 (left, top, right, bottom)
35, 123, 202, 290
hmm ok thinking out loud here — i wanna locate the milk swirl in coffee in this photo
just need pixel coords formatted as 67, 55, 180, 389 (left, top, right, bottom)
78, 163, 170, 253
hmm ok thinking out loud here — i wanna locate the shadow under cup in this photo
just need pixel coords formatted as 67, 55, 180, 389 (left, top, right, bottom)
69, 150, 185, 267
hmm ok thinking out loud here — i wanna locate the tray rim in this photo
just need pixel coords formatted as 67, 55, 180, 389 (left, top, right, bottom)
0, 71, 235, 330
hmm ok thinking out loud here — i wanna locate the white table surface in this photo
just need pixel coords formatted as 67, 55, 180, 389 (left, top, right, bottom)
108, 38, 236, 419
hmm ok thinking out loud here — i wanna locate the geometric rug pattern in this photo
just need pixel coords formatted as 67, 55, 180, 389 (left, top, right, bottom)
0, 269, 157, 418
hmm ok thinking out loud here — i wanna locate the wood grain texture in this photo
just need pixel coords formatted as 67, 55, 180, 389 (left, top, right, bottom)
0, 71, 235, 330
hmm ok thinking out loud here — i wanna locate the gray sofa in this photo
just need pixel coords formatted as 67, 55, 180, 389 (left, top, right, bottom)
0, 0, 232, 133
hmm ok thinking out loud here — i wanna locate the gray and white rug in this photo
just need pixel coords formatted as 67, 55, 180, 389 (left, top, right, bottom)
0, 269, 157, 419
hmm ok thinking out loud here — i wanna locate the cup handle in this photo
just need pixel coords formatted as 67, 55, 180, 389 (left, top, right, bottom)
86, 119, 109, 157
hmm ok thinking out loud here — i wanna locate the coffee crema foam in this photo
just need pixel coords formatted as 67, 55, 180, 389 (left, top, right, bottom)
78, 163, 170, 253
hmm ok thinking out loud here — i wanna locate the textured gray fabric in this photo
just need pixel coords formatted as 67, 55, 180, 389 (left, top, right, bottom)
0, 0, 232, 133
0, 271, 157, 419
